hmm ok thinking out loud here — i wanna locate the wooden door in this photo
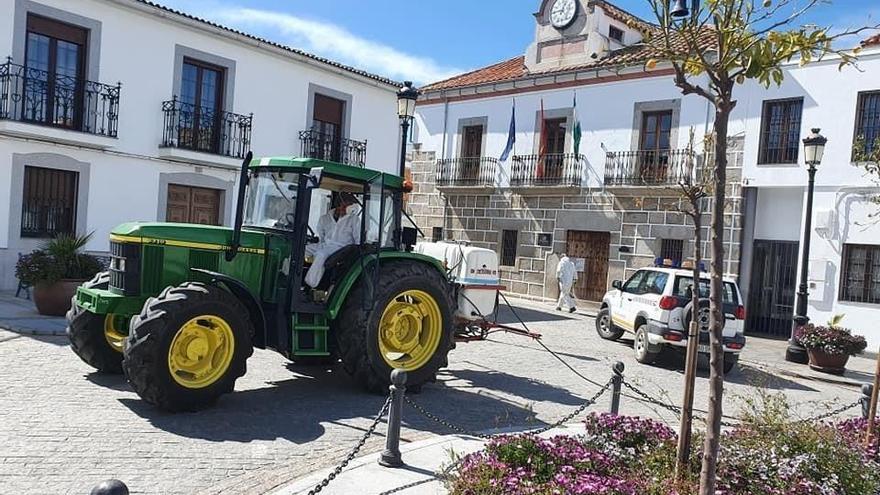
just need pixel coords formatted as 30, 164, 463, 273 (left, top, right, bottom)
565, 230, 611, 302
166, 184, 221, 225
460, 124, 483, 180
543, 118, 566, 179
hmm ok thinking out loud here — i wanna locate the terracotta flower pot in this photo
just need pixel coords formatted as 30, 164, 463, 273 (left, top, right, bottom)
33, 279, 87, 317
807, 348, 850, 375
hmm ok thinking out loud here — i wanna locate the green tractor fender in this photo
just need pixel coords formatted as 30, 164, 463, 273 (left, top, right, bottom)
326, 252, 448, 320
190, 268, 266, 348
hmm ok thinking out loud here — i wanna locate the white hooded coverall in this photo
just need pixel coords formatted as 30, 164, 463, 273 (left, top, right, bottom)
306, 210, 338, 257
304, 204, 362, 288
556, 255, 577, 310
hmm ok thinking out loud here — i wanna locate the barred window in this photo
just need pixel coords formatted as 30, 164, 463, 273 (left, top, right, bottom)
840, 244, 880, 304
432, 227, 443, 242
21, 166, 78, 237
501, 230, 518, 267
660, 238, 685, 263
758, 98, 803, 164
854, 91, 880, 157
609, 25, 624, 43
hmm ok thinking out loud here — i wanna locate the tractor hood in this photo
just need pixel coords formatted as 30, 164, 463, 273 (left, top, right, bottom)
110, 222, 267, 254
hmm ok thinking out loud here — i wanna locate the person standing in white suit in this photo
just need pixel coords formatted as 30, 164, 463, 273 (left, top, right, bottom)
556, 253, 578, 314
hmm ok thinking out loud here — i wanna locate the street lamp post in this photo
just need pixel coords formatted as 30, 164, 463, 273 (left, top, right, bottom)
394, 81, 420, 247
785, 128, 827, 364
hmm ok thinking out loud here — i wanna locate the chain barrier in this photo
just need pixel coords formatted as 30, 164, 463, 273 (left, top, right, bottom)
307, 396, 392, 495
404, 378, 613, 440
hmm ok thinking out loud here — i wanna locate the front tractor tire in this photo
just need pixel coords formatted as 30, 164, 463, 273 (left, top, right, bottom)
67, 271, 125, 374
334, 261, 455, 393
123, 282, 254, 412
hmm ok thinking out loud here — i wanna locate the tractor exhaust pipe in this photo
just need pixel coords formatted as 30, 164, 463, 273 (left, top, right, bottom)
226, 151, 253, 262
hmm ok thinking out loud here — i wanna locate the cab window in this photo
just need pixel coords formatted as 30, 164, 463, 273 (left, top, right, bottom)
622, 271, 646, 293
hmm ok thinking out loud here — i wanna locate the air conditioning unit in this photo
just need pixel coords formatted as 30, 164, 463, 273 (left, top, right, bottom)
814, 209, 835, 237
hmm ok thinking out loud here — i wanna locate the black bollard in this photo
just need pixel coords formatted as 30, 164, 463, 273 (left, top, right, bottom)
610, 361, 625, 415
90, 479, 129, 495
863, 384, 874, 419
379, 369, 407, 468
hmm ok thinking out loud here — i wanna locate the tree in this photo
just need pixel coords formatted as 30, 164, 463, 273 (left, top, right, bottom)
642, 1, 877, 492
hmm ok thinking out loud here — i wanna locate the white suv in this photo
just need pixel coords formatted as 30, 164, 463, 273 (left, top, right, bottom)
595, 266, 746, 373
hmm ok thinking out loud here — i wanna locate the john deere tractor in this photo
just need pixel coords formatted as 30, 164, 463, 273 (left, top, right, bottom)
67, 154, 455, 411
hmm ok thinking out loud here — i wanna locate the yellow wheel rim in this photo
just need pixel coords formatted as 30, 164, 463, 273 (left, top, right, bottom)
378, 290, 443, 371
103, 314, 126, 353
167, 315, 235, 389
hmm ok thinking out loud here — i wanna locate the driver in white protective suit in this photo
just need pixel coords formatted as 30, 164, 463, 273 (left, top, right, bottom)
305, 195, 346, 257
304, 193, 361, 288
556, 253, 578, 314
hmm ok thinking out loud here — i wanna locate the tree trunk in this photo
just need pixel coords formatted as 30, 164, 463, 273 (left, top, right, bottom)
698, 99, 732, 495
675, 201, 702, 480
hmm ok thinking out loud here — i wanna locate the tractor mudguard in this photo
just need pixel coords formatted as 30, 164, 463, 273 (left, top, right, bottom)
326, 251, 447, 320
190, 268, 266, 348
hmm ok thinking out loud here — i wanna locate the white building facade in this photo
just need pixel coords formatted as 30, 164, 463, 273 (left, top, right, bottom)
0, 0, 401, 290
408, 0, 880, 345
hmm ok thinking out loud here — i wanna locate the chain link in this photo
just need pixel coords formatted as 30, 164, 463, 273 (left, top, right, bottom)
405, 378, 613, 439
307, 396, 392, 495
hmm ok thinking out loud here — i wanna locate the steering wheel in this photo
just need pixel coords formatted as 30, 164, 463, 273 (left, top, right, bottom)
306, 225, 319, 244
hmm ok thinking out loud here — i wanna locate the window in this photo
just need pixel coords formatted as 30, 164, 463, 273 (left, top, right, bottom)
609, 25, 624, 43
179, 58, 225, 153
673, 276, 738, 304
460, 124, 484, 181
660, 239, 684, 263
501, 230, 518, 266
854, 91, 880, 158
642, 271, 669, 295
432, 227, 444, 242
310, 94, 346, 162
24, 14, 88, 128
758, 98, 803, 164
622, 270, 647, 293
21, 166, 78, 237
840, 244, 880, 304
640, 111, 673, 152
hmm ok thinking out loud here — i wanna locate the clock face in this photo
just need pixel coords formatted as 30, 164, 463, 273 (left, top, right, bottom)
550, 0, 577, 29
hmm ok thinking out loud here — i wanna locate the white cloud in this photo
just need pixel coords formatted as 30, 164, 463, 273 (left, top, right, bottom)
174, 2, 465, 85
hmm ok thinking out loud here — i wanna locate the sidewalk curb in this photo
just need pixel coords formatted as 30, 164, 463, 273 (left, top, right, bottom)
271, 422, 583, 495
742, 359, 865, 388
0, 322, 67, 337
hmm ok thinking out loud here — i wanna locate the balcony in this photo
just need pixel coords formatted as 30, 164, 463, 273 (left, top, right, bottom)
0, 59, 120, 147
160, 97, 252, 165
604, 149, 696, 187
436, 157, 497, 189
299, 129, 367, 167
510, 153, 583, 189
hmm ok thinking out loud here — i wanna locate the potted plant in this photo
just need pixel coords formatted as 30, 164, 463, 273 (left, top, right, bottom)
15, 233, 103, 316
796, 315, 867, 374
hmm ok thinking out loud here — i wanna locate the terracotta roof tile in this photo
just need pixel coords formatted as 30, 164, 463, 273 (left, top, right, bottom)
131, 0, 398, 87
421, 56, 526, 92
421, 27, 715, 93
863, 34, 880, 47
592, 0, 654, 31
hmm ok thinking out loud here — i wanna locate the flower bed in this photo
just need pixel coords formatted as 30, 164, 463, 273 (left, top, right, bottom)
446, 407, 880, 495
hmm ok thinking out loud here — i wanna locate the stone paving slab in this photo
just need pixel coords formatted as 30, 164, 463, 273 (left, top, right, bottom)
0, 294, 868, 494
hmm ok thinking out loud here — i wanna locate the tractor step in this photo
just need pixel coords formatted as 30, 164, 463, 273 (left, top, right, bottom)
292, 313, 330, 357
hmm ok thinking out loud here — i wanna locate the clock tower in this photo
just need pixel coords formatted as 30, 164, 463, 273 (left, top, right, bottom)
524, 0, 644, 72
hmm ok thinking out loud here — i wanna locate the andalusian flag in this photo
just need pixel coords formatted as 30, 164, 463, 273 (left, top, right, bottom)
572, 92, 582, 156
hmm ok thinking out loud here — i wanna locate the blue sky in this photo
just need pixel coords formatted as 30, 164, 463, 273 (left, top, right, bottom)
160, 0, 879, 85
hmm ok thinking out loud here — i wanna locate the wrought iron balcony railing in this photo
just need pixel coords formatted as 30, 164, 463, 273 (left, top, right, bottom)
604, 149, 696, 186
299, 129, 367, 167
436, 157, 497, 187
161, 97, 252, 159
0, 58, 120, 137
510, 153, 583, 187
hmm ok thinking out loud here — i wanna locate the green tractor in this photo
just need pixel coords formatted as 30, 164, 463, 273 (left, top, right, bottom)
67, 154, 455, 411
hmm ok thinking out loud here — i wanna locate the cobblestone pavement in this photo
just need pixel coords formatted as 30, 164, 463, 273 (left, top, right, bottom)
0, 298, 866, 494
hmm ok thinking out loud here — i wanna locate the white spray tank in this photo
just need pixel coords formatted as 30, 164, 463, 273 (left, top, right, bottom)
414, 241, 502, 320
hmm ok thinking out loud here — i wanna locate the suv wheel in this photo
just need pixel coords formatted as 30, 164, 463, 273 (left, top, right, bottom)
595, 308, 624, 341
723, 352, 738, 374
634, 325, 659, 364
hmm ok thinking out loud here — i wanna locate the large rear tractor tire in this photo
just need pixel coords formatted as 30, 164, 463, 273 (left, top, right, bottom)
123, 282, 254, 412
334, 261, 455, 393
66, 271, 125, 374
